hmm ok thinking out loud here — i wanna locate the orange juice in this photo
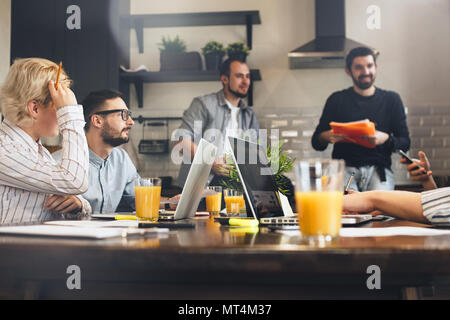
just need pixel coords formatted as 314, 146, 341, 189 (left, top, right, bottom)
295, 191, 342, 237
135, 186, 161, 221
206, 192, 222, 213
225, 196, 246, 214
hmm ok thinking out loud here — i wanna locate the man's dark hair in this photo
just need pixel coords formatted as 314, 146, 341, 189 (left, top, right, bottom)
219, 58, 248, 77
345, 47, 377, 71
82, 89, 123, 131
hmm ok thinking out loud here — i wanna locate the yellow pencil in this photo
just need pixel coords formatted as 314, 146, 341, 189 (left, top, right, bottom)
55, 61, 62, 89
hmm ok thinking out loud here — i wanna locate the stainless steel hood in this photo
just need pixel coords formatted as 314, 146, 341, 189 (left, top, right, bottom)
289, 0, 379, 69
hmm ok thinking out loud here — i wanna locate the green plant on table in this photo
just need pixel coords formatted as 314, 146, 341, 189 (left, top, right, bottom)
218, 141, 295, 196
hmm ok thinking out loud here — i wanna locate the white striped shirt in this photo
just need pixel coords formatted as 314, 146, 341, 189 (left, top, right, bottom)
0, 105, 89, 224
422, 187, 450, 226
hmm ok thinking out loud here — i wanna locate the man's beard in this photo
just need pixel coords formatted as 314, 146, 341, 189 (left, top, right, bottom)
228, 83, 248, 99
352, 74, 375, 90
101, 124, 130, 147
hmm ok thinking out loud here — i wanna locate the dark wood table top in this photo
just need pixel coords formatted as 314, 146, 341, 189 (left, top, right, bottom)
1, 216, 450, 299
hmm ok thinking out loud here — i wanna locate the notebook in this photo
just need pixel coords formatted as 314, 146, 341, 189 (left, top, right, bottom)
0, 224, 160, 239
330, 119, 376, 148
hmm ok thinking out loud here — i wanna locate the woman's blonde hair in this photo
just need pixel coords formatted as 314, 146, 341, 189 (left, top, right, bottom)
0, 58, 72, 127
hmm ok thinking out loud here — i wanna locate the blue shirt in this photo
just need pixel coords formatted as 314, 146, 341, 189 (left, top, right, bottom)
54, 147, 139, 213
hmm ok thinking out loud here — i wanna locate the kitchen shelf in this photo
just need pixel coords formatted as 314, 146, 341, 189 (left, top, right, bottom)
133, 116, 183, 123
124, 11, 261, 53
120, 69, 261, 108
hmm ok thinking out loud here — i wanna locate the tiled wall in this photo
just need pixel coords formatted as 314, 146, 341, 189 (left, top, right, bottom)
123, 118, 183, 184
407, 105, 450, 177
256, 105, 450, 186
130, 105, 450, 187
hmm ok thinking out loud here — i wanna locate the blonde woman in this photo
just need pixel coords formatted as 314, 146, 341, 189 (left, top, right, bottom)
0, 58, 89, 224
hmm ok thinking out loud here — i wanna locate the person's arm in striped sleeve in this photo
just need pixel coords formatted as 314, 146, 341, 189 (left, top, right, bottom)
0, 81, 89, 195
343, 187, 450, 225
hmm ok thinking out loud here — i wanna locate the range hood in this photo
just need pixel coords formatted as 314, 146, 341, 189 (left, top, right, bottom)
288, 0, 379, 69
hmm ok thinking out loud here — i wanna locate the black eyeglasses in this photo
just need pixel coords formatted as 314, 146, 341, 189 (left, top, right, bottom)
93, 109, 132, 121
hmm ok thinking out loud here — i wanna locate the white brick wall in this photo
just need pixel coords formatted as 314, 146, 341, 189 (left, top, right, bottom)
407, 105, 450, 177
126, 106, 450, 187
256, 105, 450, 186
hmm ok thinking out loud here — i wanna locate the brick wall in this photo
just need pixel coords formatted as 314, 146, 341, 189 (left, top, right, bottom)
407, 105, 450, 177
256, 105, 450, 186
128, 105, 450, 187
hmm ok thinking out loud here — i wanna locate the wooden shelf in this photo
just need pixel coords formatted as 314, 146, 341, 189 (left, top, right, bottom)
120, 69, 261, 82
133, 116, 183, 124
120, 70, 262, 108
123, 11, 261, 53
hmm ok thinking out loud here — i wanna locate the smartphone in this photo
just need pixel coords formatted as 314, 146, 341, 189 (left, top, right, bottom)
397, 150, 427, 174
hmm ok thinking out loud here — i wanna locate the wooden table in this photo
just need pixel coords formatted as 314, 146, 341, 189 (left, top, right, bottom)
1, 216, 450, 300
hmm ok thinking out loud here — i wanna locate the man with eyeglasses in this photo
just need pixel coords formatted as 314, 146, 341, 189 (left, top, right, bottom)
48, 89, 139, 214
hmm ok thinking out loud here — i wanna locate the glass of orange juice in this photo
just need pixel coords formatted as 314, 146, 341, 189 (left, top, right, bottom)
205, 186, 222, 215
223, 189, 246, 217
135, 178, 162, 222
294, 159, 345, 245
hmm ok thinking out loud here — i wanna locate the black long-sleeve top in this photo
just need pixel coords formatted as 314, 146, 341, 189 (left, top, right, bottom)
311, 87, 410, 169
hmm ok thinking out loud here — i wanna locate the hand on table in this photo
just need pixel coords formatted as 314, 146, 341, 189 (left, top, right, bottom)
342, 192, 383, 217
168, 194, 181, 210
45, 195, 82, 214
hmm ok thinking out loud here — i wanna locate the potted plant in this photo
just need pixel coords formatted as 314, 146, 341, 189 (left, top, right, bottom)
158, 35, 202, 71
226, 42, 250, 62
219, 142, 295, 197
202, 41, 226, 71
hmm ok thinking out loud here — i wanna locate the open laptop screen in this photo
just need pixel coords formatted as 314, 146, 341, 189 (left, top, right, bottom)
227, 137, 284, 219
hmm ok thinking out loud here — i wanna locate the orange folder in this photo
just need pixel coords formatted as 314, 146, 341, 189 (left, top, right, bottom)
330, 119, 376, 148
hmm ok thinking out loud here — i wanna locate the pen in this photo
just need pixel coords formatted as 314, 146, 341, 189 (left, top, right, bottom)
115, 215, 137, 220
344, 172, 355, 195
55, 61, 62, 89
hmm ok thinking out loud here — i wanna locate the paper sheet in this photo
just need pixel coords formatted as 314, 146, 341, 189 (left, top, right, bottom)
0, 225, 129, 239
0, 220, 169, 239
277, 227, 450, 237
44, 220, 139, 228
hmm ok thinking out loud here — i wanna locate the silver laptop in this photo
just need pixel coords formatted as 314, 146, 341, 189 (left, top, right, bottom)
160, 138, 217, 221
226, 137, 373, 226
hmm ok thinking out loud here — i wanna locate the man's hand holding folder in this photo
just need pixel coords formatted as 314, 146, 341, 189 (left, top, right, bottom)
327, 119, 389, 148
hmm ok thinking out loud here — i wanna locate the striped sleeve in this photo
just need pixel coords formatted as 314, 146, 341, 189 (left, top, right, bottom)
421, 187, 450, 226
0, 105, 89, 195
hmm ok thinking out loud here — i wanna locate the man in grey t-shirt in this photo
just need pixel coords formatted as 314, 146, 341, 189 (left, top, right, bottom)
174, 58, 260, 187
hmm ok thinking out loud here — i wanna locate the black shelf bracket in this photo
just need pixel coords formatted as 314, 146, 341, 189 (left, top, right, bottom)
246, 14, 253, 49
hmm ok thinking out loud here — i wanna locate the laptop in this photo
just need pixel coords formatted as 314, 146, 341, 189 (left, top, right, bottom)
159, 138, 217, 221
226, 137, 373, 226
